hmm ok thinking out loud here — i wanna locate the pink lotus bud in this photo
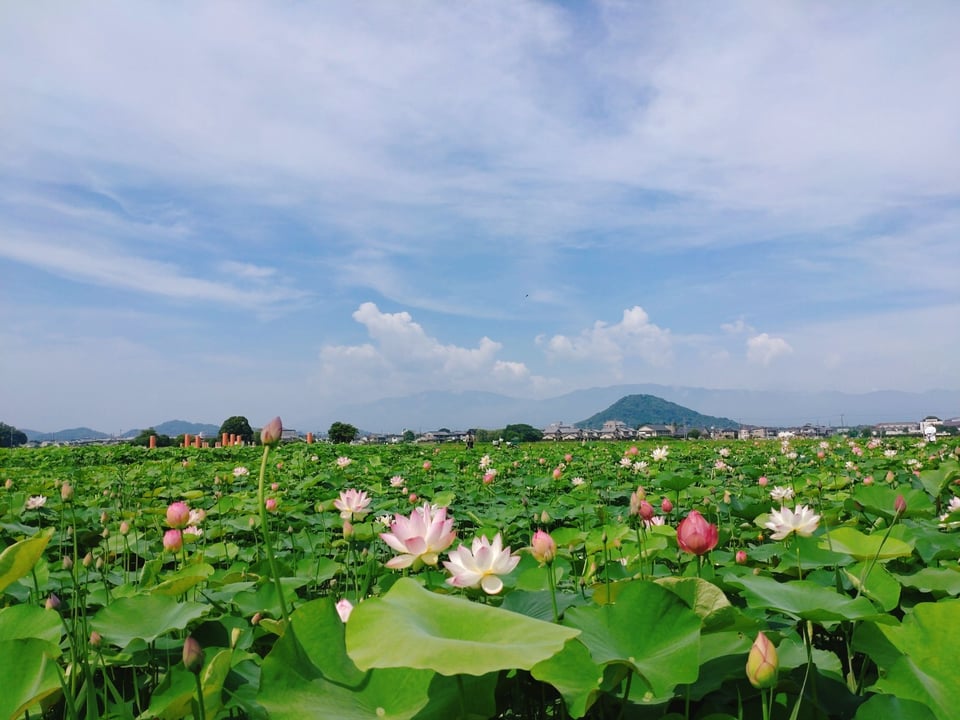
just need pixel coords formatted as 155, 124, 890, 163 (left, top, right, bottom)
627, 446, 639, 457
336, 598, 354, 622
100, 511, 109, 524
166, 502, 190, 529
661, 498, 673, 513
182, 636, 205, 674
639, 500, 655, 522
531, 530, 556, 564
62, 555, 73, 570
119, 521, 131, 535
676, 510, 719, 556
260, 416, 283, 446
271, 482, 280, 492
90, 631, 102, 647
894, 494, 907, 514
265, 498, 278, 513
483, 472, 495, 485
863, 476, 874, 485
746, 632, 778, 688
408, 493, 418, 503
758, 476, 769, 487
251, 612, 262, 625
736, 550, 748, 565
552, 467, 562, 480
45, 593, 61, 610
83, 552, 93, 567
61, 483, 74, 502
342, 520, 354, 539
4, 479, 12, 489
564, 453, 573, 463
163, 529, 183, 553
422, 461, 432, 471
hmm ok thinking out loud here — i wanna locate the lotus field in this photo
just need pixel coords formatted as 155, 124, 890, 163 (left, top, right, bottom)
2, 425, 960, 720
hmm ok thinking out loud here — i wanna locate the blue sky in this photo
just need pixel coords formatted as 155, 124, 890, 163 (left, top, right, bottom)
2, 1, 959, 433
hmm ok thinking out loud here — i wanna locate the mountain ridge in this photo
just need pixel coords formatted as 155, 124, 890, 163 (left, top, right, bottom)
576, 394, 739, 430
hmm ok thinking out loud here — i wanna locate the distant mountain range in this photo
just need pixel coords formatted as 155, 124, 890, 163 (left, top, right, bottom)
23, 420, 220, 443
17, 384, 960, 440
327, 384, 960, 434
577, 394, 738, 430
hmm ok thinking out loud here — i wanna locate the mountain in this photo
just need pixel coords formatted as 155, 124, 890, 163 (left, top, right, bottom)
23, 427, 111, 442
149, 420, 221, 437
577, 394, 738, 430
324, 384, 960, 434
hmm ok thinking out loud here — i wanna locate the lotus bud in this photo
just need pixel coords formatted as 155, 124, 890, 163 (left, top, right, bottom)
166, 501, 190, 529
661, 498, 673, 513
163, 529, 183, 553
894, 494, 907, 515
83, 552, 93, 567
758, 476, 769, 487
676, 510, 719, 556
746, 632, 778, 688
251, 612, 262, 625
531, 530, 556, 564
90, 631, 102, 647
120, 520, 131, 535
61, 482, 74, 502
45, 593, 61, 610
639, 500, 655, 522
336, 598, 354, 622
260, 416, 283, 446
4, 479, 12, 489
63, 555, 73, 570
182, 636, 205, 674
230, 627, 241, 649
540, 510, 550, 524
736, 550, 748, 565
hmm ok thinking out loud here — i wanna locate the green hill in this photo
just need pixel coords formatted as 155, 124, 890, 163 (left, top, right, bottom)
576, 394, 738, 430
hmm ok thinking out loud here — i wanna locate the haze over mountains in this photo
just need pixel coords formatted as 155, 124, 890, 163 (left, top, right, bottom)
18, 384, 960, 439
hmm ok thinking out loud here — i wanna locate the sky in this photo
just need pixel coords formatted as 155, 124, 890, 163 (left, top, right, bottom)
2, 1, 959, 434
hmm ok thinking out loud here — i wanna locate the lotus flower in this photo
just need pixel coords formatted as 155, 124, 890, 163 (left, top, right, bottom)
380, 503, 456, 570
166, 501, 190, 529
260, 416, 283, 446
444, 533, 520, 595
676, 510, 719, 556
182, 636, 205, 674
163, 529, 183, 552
530, 529, 556, 564
764, 504, 820, 541
334, 488, 371, 521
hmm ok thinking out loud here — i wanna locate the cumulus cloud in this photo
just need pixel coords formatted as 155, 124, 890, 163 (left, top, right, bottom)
540, 306, 672, 372
746, 333, 793, 365
316, 302, 545, 401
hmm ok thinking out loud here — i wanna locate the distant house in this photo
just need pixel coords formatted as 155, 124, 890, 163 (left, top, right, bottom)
417, 429, 470, 443
543, 422, 583, 441
599, 420, 634, 440
637, 423, 674, 439
874, 422, 921, 436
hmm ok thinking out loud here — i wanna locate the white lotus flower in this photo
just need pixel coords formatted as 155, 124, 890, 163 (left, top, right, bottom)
769, 486, 795, 502
443, 533, 520, 595
765, 505, 821, 541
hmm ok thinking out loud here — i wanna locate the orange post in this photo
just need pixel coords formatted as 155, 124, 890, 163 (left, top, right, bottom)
306, 432, 314, 444
149, 435, 157, 449
184, 433, 191, 448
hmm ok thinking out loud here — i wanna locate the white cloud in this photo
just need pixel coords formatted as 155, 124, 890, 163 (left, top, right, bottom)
540, 306, 673, 373
746, 333, 793, 366
315, 302, 544, 402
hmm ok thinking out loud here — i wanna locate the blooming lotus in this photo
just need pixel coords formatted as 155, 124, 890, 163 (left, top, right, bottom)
769, 486, 794, 503
651, 446, 669, 462
765, 505, 821, 540
380, 503, 456, 570
26, 495, 47, 510
444, 533, 520, 595
676, 510, 719, 556
336, 456, 353, 469
334, 488, 371, 521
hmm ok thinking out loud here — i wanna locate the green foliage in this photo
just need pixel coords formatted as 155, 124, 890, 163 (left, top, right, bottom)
501, 423, 543, 443
218, 415, 254, 443
577, 393, 738, 430
329, 421, 359, 444
0, 421, 27, 447
402, 429, 416, 443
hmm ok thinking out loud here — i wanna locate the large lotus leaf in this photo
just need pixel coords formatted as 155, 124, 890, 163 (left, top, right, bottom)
346, 578, 578, 676
500, 589, 582, 622
286, 597, 365, 687
824, 526, 914, 561
852, 485, 934, 518
845, 561, 901, 611
873, 599, 960, 719
0, 529, 53, 595
0, 638, 62, 720
90, 595, 210, 647
726, 574, 883, 622
139, 649, 232, 720
854, 693, 937, 720
562, 581, 701, 697
0, 604, 62, 649
530, 638, 606, 719
918, 460, 960, 499
655, 577, 735, 631
150, 563, 215, 596
894, 567, 960, 596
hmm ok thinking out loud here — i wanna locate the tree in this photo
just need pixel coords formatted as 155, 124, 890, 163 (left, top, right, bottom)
0, 422, 27, 448
329, 421, 358, 444
129, 428, 174, 447
686, 428, 702, 440
219, 416, 254, 443
502, 423, 543, 443
402, 430, 416, 443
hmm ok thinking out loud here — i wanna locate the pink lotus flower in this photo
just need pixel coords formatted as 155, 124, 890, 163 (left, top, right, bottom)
334, 488, 371, 521
444, 533, 520, 595
380, 503, 456, 570
676, 510, 719, 556
166, 501, 190, 529
163, 529, 183, 553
